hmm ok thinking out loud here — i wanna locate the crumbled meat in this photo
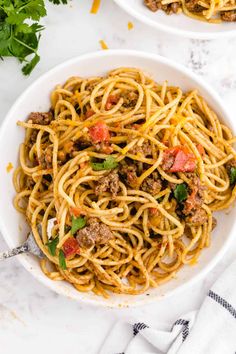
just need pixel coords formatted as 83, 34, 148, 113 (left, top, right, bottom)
221, 10, 236, 22
225, 158, 236, 173
25, 176, 35, 189
185, 0, 204, 12
28, 112, 53, 125
40, 146, 53, 169
141, 172, 162, 196
182, 173, 205, 215
185, 208, 208, 226
119, 162, 138, 187
144, 0, 181, 14
162, 154, 175, 171
28, 129, 38, 149
212, 217, 217, 230
184, 225, 192, 238
95, 171, 120, 197
76, 218, 114, 249
129, 141, 152, 157
121, 91, 138, 108
144, 0, 160, 11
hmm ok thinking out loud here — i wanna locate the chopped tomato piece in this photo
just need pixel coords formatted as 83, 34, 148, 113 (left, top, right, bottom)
196, 144, 205, 157
89, 121, 110, 143
163, 146, 196, 173
105, 95, 119, 110
70, 207, 86, 217
85, 109, 95, 119
150, 208, 158, 216
62, 237, 80, 258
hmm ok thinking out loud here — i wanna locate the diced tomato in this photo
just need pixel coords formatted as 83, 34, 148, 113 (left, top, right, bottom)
85, 109, 95, 119
62, 237, 80, 258
196, 144, 205, 157
105, 95, 119, 110
70, 207, 86, 217
89, 121, 110, 143
163, 146, 196, 173
150, 208, 158, 216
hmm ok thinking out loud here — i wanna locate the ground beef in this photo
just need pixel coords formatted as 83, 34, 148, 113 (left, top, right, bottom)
28, 129, 38, 149
182, 174, 205, 215
221, 10, 236, 22
144, 0, 181, 14
162, 154, 175, 171
225, 158, 236, 173
40, 146, 53, 169
28, 112, 53, 125
95, 171, 120, 197
76, 218, 114, 249
185, 208, 208, 226
119, 162, 138, 187
212, 217, 217, 230
141, 172, 162, 196
25, 176, 35, 189
121, 91, 138, 108
185, 0, 204, 12
129, 141, 152, 157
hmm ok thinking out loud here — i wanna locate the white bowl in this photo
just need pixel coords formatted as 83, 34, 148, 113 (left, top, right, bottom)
0, 50, 235, 307
114, 0, 236, 39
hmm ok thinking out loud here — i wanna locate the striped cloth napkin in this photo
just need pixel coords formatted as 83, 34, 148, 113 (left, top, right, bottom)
99, 260, 236, 354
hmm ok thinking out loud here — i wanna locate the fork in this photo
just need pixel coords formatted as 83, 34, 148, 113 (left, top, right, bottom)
0, 218, 56, 261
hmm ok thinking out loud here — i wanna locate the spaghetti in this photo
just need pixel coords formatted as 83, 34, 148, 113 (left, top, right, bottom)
14, 67, 236, 297
144, 0, 236, 23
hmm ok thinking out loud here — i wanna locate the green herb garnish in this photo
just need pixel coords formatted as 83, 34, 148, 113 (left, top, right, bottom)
91, 156, 118, 171
230, 167, 236, 185
46, 236, 59, 256
49, 0, 68, 3
71, 216, 86, 235
174, 183, 188, 203
59, 249, 66, 270
0, 0, 67, 75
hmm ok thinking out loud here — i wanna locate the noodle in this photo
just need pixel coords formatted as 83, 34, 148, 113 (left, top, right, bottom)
144, 0, 236, 23
14, 67, 236, 297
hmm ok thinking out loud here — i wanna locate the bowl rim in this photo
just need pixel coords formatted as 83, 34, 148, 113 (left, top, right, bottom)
0, 49, 235, 307
113, 0, 236, 39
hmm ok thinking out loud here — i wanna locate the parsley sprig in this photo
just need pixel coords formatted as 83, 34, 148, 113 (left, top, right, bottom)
0, 0, 67, 75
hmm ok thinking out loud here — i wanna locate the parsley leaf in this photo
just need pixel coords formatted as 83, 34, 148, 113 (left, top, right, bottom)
230, 167, 236, 185
71, 216, 86, 235
46, 236, 59, 256
91, 156, 118, 171
0, 0, 67, 75
49, 0, 68, 4
174, 183, 188, 203
59, 249, 66, 270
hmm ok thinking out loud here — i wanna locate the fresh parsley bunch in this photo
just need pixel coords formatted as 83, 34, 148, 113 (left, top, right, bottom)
0, 0, 67, 75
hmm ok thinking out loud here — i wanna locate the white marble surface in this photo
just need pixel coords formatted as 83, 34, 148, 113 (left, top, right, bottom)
0, 1, 236, 353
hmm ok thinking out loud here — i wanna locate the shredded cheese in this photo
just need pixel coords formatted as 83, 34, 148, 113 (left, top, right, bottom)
90, 0, 101, 14
128, 22, 134, 30
99, 40, 108, 50
6, 162, 13, 173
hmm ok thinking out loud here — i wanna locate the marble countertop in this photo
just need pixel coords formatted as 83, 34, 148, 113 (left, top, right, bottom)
1, 1, 236, 353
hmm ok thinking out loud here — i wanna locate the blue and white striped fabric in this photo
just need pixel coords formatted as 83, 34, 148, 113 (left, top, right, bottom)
99, 260, 236, 354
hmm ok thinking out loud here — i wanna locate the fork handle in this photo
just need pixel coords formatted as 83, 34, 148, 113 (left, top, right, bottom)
0, 244, 28, 261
